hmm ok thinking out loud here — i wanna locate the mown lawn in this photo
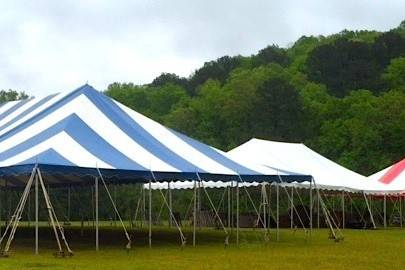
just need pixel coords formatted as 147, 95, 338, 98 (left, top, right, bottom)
0, 226, 404, 270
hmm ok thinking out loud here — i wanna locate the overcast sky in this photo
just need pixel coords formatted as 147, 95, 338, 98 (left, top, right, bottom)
1, 0, 404, 97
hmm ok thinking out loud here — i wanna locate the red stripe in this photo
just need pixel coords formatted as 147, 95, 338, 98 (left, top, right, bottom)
379, 159, 405, 184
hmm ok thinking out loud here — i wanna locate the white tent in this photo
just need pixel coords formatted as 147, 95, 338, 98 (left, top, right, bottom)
149, 138, 402, 194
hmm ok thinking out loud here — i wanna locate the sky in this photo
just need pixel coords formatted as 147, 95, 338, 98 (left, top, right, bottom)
1, 0, 404, 97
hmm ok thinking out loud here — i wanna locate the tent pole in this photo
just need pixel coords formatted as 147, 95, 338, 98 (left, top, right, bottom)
142, 185, 146, 228
35, 173, 39, 255
236, 181, 239, 246
95, 177, 99, 251
0, 187, 2, 236
341, 191, 345, 229
309, 179, 313, 237
399, 195, 402, 228
227, 184, 231, 231
276, 183, 279, 241
262, 183, 267, 229
67, 186, 71, 223
168, 182, 172, 228
362, 192, 376, 229
148, 179, 152, 248
197, 181, 201, 230
290, 187, 294, 229
384, 194, 387, 229
193, 179, 197, 247
231, 181, 234, 232
317, 191, 320, 229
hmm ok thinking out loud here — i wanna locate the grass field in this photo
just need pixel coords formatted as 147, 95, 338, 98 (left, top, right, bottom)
0, 225, 404, 270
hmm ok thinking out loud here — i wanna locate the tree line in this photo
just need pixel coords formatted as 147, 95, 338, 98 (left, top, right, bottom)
2, 21, 405, 176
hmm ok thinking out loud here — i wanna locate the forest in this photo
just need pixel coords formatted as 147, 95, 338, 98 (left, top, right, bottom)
105, 21, 405, 176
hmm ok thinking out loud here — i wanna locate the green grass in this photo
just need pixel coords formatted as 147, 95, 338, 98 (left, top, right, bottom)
0, 226, 404, 270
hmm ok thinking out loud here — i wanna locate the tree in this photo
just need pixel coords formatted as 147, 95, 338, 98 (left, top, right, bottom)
0, 89, 29, 103
306, 38, 382, 96
382, 57, 405, 90
252, 45, 290, 67
150, 73, 188, 90
188, 56, 243, 95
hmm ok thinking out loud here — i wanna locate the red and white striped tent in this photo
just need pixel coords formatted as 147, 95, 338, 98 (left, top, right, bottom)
368, 158, 405, 193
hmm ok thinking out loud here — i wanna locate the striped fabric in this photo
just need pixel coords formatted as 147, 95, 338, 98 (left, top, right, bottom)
0, 85, 310, 187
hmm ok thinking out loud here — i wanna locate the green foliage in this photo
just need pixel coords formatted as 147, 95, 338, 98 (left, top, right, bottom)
0, 89, 29, 103
104, 21, 405, 175
382, 57, 405, 90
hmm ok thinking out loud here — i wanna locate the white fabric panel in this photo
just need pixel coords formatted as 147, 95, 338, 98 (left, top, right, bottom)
368, 162, 405, 193
0, 100, 20, 115
0, 95, 178, 172
227, 139, 403, 194
0, 131, 112, 169
114, 100, 237, 175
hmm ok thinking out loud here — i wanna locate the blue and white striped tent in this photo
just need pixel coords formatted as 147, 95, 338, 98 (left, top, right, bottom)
0, 85, 310, 187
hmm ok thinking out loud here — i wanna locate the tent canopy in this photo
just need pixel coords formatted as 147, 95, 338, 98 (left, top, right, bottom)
368, 158, 405, 193
0, 85, 310, 187
227, 138, 369, 192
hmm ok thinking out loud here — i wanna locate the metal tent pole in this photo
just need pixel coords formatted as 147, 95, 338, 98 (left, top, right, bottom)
236, 181, 239, 246
384, 194, 387, 229
309, 179, 313, 236
168, 182, 172, 228
262, 183, 267, 229
67, 186, 71, 223
341, 191, 345, 229
193, 179, 197, 247
399, 195, 402, 228
148, 179, 152, 248
290, 187, 294, 229
95, 177, 99, 251
276, 183, 279, 241
0, 188, 2, 236
362, 192, 376, 229
317, 192, 320, 229
227, 184, 231, 231
35, 173, 39, 255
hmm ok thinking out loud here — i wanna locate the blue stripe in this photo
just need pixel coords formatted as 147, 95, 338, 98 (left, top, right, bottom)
0, 85, 204, 173
0, 94, 58, 133
0, 85, 88, 142
169, 129, 262, 175
18, 148, 75, 166
85, 86, 206, 172
0, 114, 146, 171
0, 99, 32, 121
